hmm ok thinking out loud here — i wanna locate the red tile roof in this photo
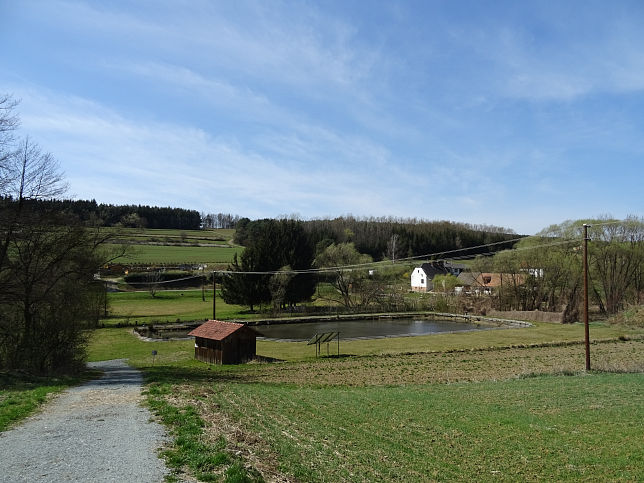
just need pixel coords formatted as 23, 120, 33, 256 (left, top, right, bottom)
188, 320, 249, 341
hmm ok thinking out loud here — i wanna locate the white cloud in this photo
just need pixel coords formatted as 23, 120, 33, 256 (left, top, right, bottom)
7, 85, 429, 217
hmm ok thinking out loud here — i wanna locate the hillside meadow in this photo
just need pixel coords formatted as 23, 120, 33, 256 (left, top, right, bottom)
5, 225, 643, 482
110, 244, 242, 265
81, 320, 644, 482
100, 227, 240, 265
103, 289, 250, 325
3, 316, 643, 481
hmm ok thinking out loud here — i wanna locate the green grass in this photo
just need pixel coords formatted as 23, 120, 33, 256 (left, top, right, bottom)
90, 320, 644, 364
105, 227, 236, 243
103, 289, 250, 325
111, 245, 242, 265
196, 373, 643, 481
86, 322, 643, 481
0, 372, 93, 432
145, 382, 260, 482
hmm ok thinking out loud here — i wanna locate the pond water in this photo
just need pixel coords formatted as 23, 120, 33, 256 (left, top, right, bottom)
255, 318, 490, 341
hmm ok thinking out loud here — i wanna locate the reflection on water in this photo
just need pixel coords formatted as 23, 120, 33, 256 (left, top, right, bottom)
255, 318, 488, 341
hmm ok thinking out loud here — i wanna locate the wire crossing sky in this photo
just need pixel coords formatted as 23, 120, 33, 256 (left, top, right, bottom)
2, 0, 643, 234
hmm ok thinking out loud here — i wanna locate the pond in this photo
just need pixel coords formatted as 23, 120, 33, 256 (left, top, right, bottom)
255, 317, 491, 341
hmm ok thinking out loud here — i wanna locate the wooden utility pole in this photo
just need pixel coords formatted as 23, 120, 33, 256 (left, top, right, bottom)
583, 224, 591, 371
212, 272, 216, 320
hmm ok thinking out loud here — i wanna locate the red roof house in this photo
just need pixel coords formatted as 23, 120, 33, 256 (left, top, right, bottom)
188, 320, 257, 364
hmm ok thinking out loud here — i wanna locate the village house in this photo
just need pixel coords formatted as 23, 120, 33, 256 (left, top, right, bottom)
410, 261, 466, 292
456, 272, 525, 295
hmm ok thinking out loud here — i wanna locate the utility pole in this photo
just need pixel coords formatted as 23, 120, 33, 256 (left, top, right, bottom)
583, 224, 591, 371
212, 271, 216, 320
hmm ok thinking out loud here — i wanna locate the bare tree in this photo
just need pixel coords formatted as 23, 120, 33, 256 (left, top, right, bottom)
0, 94, 114, 373
0, 138, 68, 272
588, 216, 644, 314
146, 270, 162, 298
2, 136, 67, 200
0, 95, 19, 148
0, 95, 20, 191
386, 233, 400, 263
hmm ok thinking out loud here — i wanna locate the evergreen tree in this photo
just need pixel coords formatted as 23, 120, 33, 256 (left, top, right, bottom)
221, 219, 316, 310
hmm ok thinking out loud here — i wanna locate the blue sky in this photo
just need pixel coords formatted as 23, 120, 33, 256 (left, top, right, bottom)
2, 0, 643, 234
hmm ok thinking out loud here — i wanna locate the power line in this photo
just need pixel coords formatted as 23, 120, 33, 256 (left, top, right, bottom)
111, 218, 633, 278
121, 274, 205, 285
214, 235, 584, 276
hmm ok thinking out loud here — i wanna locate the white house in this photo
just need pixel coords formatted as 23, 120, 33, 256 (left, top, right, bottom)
410, 261, 466, 292
411, 266, 430, 292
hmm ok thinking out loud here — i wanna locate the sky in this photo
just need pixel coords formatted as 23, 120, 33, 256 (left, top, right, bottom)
1, 0, 643, 234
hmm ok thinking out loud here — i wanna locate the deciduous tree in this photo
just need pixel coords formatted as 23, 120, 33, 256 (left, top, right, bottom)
0, 95, 111, 373
314, 242, 373, 309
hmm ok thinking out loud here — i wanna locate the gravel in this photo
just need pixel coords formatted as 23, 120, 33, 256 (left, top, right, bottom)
0, 360, 170, 482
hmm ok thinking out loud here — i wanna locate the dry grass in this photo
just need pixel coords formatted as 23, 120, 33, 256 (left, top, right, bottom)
608, 304, 644, 328
168, 390, 293, 483
142, 336, 644, 481
488, 309, 563, 323
239, 339, 644, 386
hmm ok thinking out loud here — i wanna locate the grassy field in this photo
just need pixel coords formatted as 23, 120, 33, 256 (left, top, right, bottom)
107, 227, 236, 244
176, 372, 643, 481
11, 282, 644, 482
103, 289, 250, 325
4, 320, 642, 481
99, 227, 241, 265
82, 323, 644, 482
111, 245, 242, 265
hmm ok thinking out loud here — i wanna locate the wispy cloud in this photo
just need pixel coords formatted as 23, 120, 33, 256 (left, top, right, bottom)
3, 1, 643, 234
9, 85, 431, 217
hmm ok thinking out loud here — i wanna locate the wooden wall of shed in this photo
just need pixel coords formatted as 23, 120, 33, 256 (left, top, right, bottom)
193, 333, 256, 365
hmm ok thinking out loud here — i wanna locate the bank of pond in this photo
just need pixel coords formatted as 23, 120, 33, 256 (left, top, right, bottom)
133, 314, 523, 341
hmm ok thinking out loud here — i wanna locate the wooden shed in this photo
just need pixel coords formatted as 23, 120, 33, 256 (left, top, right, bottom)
188, 320, 257, 364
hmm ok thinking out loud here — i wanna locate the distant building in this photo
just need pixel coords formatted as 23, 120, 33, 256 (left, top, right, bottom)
456, 272, 525, 295
410, 261, 466, 292
188, 320, 257, 364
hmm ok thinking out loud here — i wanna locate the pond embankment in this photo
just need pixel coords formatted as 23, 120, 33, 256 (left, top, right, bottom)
133, 312, 532, 341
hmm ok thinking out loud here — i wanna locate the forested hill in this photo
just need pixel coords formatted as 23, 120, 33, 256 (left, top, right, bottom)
2, 198, 201, 230
235, 216, 520, 261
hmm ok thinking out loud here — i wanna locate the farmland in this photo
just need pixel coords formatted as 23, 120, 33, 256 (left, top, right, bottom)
111, 244, 242, 265
104, 289, 248, 325
103, 228, 241, 265
83, 324, 644, 482
7, 225, 644, 482
171, 372, 642, 481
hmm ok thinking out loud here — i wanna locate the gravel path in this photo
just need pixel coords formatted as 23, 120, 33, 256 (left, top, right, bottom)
0, 360, 170, 482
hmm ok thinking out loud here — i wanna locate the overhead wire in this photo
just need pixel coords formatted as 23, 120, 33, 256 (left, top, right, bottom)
112, 218, 628, 279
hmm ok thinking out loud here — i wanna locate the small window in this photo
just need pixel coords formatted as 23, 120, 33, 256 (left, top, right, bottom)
421, 279, 425, 284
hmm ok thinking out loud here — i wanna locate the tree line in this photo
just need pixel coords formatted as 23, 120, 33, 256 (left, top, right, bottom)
235, 215, 519, 262
0, 197, 202, 230
469, 217, 643, 321
200, 212, 240, 229
222, 216, 520, 312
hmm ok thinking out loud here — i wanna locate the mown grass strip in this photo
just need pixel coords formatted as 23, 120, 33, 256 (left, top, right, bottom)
144, 381, 262, 482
